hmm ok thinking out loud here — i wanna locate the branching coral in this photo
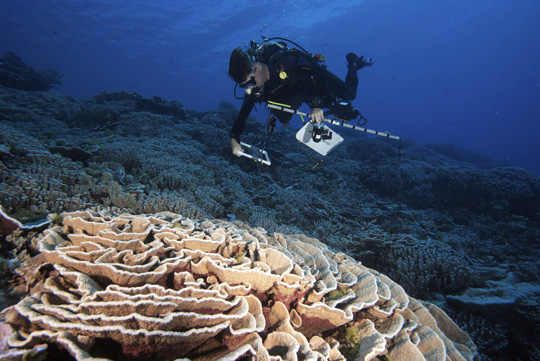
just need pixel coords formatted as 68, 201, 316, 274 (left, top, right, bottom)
355, 233, 474, 299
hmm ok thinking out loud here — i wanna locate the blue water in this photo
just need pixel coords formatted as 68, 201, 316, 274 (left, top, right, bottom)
1, 0, 539, 174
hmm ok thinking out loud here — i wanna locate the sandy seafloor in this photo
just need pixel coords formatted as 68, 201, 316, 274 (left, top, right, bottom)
0, 60, 539, 360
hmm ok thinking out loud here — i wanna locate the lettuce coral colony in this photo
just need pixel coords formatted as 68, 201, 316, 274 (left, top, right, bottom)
0, 211, 476, 361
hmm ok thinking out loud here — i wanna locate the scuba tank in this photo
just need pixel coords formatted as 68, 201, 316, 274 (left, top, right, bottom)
249, 36, 327, 66
233, 37, 327, 99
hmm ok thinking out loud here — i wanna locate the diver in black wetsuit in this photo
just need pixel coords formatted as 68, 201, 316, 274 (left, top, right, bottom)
227, 39, 373, 156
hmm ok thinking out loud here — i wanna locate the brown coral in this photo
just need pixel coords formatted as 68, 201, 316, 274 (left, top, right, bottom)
0, 210, 477, 361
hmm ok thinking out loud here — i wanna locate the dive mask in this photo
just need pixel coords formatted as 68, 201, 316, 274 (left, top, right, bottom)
239, 76, 257, 94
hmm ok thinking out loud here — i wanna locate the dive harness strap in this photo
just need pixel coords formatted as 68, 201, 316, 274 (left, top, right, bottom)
267, 102, 403, 158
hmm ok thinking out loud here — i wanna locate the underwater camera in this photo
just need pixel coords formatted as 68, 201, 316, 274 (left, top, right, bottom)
312, 123, 332, 143
328, 101, 360, 121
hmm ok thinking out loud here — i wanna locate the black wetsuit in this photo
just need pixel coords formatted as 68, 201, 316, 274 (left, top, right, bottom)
230, 48, 360, 142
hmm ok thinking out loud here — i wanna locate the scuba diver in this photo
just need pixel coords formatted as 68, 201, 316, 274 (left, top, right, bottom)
228, 37, 374, 156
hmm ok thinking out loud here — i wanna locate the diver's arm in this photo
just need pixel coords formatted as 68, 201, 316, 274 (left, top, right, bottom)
309, 95, 327, 124
305, 69, 330, 124
230, 95, 255, 156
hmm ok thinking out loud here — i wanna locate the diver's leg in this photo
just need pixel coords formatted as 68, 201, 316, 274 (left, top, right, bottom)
323, 69, 357, 101
344, 53, 373, 94
345, 65, 359, 94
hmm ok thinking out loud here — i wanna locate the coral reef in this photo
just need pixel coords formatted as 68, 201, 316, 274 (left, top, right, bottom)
355, 234, 474, 298
425, 143, 509, 169
1, 211, 476, 361
353, 145, 540, 220
0, 52, 62, 91
1, 84, 539, 360
0, 122, 88, 219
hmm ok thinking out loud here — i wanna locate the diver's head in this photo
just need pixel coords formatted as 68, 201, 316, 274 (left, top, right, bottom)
229, 47, 268, 94
228, 47, 255, 84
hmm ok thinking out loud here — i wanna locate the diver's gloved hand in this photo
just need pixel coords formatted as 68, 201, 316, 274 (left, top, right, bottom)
357, 56, 374, 69
231, 138, 244, 157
